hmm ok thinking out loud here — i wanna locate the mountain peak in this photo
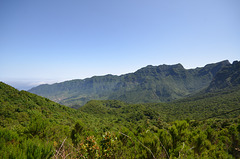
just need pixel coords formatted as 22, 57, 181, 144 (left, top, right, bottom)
207, 60, 240, 91
203, 60, 230, 68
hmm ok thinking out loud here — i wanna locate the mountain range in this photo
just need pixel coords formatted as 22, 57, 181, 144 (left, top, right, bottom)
1, 60, 240, 158
29, 60, 236, 107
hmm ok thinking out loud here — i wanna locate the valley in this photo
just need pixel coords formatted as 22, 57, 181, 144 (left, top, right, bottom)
0, 60, 240, 158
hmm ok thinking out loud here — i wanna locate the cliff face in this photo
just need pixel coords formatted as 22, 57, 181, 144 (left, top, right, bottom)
207, 60, 240, 92
29, 60, 230, 107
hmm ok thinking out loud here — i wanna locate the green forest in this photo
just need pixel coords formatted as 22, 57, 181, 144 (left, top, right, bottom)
0, 81, 240, 158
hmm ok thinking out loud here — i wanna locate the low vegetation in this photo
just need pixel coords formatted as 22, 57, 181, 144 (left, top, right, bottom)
1, 82, 240, 158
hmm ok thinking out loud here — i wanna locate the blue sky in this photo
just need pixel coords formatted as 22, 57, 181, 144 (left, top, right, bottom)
1, 0, 240, 90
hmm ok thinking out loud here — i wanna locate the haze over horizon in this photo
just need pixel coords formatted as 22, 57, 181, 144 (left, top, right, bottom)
1, 0, 239, 90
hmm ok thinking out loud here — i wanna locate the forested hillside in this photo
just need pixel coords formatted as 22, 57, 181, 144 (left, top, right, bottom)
29, 60, 230, 107
1, 81, 240, 158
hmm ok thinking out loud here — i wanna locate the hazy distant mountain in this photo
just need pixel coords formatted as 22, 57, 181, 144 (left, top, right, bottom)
29, 60, 230, 107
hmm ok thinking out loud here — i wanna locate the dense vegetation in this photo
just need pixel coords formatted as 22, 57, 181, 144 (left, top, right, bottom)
1, 81, 240, 158
29, 60, 230, 107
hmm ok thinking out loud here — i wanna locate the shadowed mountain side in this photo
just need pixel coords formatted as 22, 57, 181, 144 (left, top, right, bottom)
29, 60, 230, 107
206, 60, 240, 92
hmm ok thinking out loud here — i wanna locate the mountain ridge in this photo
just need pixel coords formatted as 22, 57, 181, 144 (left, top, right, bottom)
206, 60, 240, 92
29, 60, 231, 107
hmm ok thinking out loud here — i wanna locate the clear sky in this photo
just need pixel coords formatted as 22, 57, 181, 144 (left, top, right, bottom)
1, 0, 240, 90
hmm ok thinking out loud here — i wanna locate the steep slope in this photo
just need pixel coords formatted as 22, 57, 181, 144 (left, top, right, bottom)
29, 60, 230, 107
206, 60, 240, 92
